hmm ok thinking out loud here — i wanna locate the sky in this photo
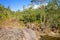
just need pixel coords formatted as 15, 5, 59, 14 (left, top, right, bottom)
0, 0, 49, 11
0, 0, 31, 11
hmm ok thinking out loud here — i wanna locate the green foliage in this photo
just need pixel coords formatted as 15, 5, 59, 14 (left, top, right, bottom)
0, 0, 60, 29
0, 5, 8, 21
31, 0, 60, 28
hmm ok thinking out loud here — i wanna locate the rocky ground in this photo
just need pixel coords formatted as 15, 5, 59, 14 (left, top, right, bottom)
0, 27, 38, 40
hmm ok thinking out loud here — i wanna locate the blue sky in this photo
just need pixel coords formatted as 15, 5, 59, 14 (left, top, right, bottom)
0, 0, 49, 11
0, 0, 31, 11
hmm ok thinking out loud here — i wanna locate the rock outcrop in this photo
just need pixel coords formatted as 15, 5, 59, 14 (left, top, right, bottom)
0, 28, 38, 40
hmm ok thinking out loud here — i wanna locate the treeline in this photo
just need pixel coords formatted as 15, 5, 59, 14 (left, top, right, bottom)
0, 0, 60, 29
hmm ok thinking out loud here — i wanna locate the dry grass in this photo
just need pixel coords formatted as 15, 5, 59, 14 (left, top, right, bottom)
0, 18, 25, 29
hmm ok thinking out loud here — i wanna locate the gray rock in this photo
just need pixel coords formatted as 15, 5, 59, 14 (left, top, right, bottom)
0, 28, 38, 40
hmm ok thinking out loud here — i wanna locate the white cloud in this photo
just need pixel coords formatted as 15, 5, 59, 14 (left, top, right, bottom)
21, 3, 48, 11
33, 5, 40, 9
42, 3, 48, 6
33, 3, 48, 9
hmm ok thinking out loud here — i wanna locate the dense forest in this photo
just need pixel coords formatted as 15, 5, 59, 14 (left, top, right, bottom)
0, 0, 60, 29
